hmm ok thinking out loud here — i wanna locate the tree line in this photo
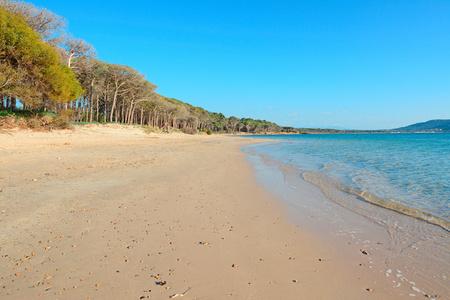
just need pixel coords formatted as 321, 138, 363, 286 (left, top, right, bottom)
0, 0, 283, 134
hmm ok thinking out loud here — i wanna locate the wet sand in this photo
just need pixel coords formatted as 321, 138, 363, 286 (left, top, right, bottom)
0, 125, 423, 299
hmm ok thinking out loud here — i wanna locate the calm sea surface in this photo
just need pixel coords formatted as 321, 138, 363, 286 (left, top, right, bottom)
244, 133, 450, 226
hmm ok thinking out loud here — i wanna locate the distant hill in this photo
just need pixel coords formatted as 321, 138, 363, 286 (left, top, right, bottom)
393, 119, 450, 132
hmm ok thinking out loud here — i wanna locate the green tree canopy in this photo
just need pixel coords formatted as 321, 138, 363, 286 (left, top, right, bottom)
0, 8, 83, 107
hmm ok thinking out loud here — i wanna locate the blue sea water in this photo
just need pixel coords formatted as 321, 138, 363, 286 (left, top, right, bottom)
244, 133, 450, 225
242, 133, 450, 296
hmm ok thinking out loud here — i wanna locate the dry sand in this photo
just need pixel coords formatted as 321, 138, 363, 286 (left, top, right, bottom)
0, 125, 418, 299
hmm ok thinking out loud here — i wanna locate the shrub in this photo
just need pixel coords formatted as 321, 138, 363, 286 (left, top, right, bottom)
181, 127, 198, 135
0, 109, 73, 130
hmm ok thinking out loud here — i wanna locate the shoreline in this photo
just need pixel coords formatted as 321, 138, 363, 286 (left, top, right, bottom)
241, 133, 450, 227
243, 139, 449, 299
0, 125, 436, 299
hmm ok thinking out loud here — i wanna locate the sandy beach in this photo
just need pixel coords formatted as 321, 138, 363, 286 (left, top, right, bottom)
0, 125, 424, 299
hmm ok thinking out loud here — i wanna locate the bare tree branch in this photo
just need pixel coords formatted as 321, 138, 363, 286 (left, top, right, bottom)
0, 0, 67, 43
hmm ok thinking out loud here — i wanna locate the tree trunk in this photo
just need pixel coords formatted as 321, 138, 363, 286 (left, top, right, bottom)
89, 95, 94, 123
96, 94, 99, 122
11, 97, 16, 111
120, 102, 124, 123
77, 98, 82, 122
130, 106, 137, 124
124, 106, 129, 124
103, 82, 109, 123
126, 100, 134, 124
81, 97, 86, 122
110, 89, 118, 123
104, 94, 108, 123
89, 82, 94, 123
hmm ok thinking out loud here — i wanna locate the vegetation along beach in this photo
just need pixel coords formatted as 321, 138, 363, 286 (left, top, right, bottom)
1, 0, 449, 299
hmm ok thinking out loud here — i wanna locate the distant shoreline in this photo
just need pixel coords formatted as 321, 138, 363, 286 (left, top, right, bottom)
232, 130, 450, 135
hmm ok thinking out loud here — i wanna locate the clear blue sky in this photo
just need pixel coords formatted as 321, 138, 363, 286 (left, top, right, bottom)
32, 0, 449, 129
